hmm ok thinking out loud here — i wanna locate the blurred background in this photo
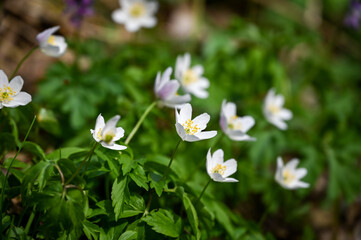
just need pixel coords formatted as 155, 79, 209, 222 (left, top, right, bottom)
1, 0, 361, 239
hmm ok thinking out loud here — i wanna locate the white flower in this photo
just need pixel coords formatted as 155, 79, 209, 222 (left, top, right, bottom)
36, 26, 67, 57
90, 114, 127, 150
175, 103, 217, 142
154, 67, 191, 108
0, 70, 31, 109
112, 0, 158, 32
220, 100, 256, 141
275, 156, 309, 190
206, 149, 238, 182
263, 88, 293, 130
175, 53, 209, 99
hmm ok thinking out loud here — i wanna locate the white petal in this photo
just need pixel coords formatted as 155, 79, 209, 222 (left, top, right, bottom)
125, 21, 141, 32
3, 92, 31, 108
212, 149, 224, 166
175, 123, 186, 141
103, 115, 120, 136
284, 159, 300, 171
227, 131, 256, 142
195, 131, 217, 140
206, 148, 213, 175
192, 113, 210, 130
146, 1, 158, 13
295, 168, 307, 179
275, 157, 284, 183
53, 36, 67, 56
268, 117, 288, 130
158, 81, 179, 100
187, 86, 208, 99
162, 94, 191, 108
239, 116, 255, 132
112, 9, 127, 23
178, 103, 192, 124
278, 109, 293, 120
264, 88, 276, 107
114, 127, 125, 141
222, 177, 239, 183
93, 114, 105, 140
36, 26, 59, 45
139, 16, 157, 28
223, 159, 237, 178
192, 65, 204, 76
9, 76, 24, 93
184, 134, 201, 142
0, 70, 9, 86
101, 142, 127, 150
294, 181, 310, 188
40, 45, 61, 57
211, 173, 225, 182
222, 100, 236, 120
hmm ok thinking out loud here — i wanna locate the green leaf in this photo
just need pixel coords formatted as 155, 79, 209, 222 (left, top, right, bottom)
99, 222, 127, 240
148, 173, 164, 197
111, 176, 129, 221
119, 153, 136, 175
143, 209, 181, 238
121, 194, 145, 218
129, 164, 149, 190
22, 141, 46, 160
83, 220, 100, 240
22, 161, 54, 196
47, 147, 87, 161
183, 194, 201, 240
119, 231, 137, 240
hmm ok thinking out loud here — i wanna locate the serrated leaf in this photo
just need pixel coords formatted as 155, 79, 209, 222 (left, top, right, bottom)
121, 194, 145, 218
83, 220, 100, 240
143, 209, 181, 238
119, 154, 136, 175
22, 161, 54, 196
112, 176, 129, 221
148, 173, 164, 197
129, 164, 149, 190
183, 194, 201, 240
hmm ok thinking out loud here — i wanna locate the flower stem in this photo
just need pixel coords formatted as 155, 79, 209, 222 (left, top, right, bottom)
24, 208, 36, 234
125, 101, 157, 145
65, 142, 98, 185
195, 178, 212, 207
10, 46, 39, 79
0, 116, 36, 230
162, 139, 182, 180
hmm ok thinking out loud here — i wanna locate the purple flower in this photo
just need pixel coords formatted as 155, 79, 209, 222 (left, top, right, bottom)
344, 1, 361, 29
65, 0, 94, 27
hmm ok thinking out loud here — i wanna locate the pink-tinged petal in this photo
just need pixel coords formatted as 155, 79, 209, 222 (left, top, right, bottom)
223, 159, 237, 178
159, 67, 172, 89
36, 26, 59, 45
278, 109, 293, 120
192, 113, 210, 130
9, 76, 24, 93
154, 72, 161, 92
192, 65, 204, 76
0, 70, 9, 86
101, 142, 127, 150
219, 114, 228, 132
175, 123, 186, 141
112, 9, 127, 23
3, 92, 31, 108
178, 103, 192, 124
114, 127, 125, 141
158, 81, 179, 100
195, 131, 217, 140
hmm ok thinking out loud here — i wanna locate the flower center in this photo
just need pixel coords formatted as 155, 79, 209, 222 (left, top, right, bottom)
182, 69, 198, 86
0, 85, 16, 104
268, 104, 280, 114
129, 3, 145, 18
211, 164, 227, 176
47, 36, 56, 46
282, 169, 296, 184
228, 115, 243, 130
103, 132, 115, 143
182, 119, 200, 135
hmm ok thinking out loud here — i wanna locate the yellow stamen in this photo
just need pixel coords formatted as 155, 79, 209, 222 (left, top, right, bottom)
211, 164, 227, 176
268, 104, 280, 114
282, 170, 295, 184
182, 69, 198, 86
130, 3, 145, 17
228, 115, 242, 130
0, 85, 16, 104
182, 119, 200, 135
47, 36, 56, 45
97, 128, 103, 140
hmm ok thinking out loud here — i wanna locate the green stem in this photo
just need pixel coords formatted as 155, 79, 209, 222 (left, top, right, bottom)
125, 101, 157, 145
65, 142, 97, 185
142, 191, 152, 217
162, 139, 182, 180
24, 208, 36, 234
10, 46, 38, 79
195, 178, 212, 207
0, 116, 36, 230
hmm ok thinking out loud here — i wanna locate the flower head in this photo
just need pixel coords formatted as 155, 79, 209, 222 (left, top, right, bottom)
0, 70, 31, 109
112, 0, 158, 32
36, 26, 67, 57
154, 67, 191, 108
175, 53, 209, 99
65, 0, 94, 27
263, 89, 292, 130
275, 156, 309, 189
90, 114, 127, 150
175, 103, 217, 142
220, 100, 256, 141
206, 149, 238, 182
344, 1, 361, 29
